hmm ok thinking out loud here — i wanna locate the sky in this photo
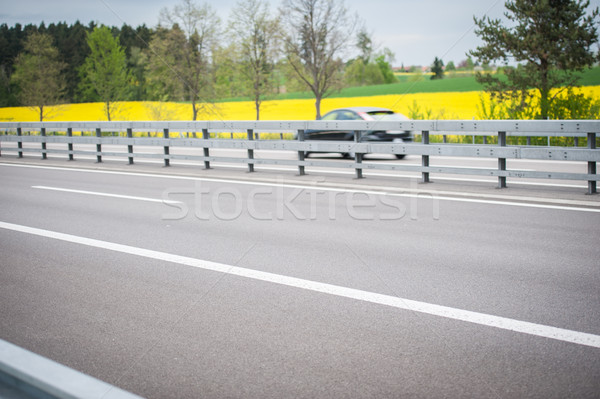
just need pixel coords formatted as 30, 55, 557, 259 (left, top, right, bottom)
1, 0, 599, 66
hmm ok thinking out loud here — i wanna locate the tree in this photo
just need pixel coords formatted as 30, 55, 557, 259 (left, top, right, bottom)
344, 58, 384, 86
344, 28, 376, 86
355, 28, 373, 63
78, 26, 131, 121
446, 61, 456, 72
145, 26, 187, 102
0, 23, 27, 107
281, 0, 357, 119
49, 21, 92, 102
11, 32, 66, 121
229, 0, 280, 120
431, 57, 444, 80
375, 48, 396, 83
457, 56, 474, 71
470, 0, 599, 119
158, 0, 221, 120
213, 43, 245, 99
118, 23, 153, 101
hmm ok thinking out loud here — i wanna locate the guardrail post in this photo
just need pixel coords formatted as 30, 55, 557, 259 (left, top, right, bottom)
498, 131, 507, 189
421, 130, 430, 183
202, 128, 211, 169
67, 128, 74, 161
588, 132, 597, 195
297, 129, 306, 176
354, 130, 363, 179
95, 128, 102, 163
40, 127, 47, 159
17, 127, 23, 158
163, 128, 170, 167
127, 128, 134, 165
247, 128, 255, 172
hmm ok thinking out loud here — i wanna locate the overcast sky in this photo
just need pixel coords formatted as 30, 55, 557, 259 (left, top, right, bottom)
1, 0, 599, 66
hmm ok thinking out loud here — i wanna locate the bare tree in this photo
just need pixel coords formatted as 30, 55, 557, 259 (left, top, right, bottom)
281, 0, 357, 119
158, 0, 221, 120
229, 0, 281, 120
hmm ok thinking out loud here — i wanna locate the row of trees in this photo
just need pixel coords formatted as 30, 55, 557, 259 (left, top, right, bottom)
2, 0, 400, 120
0, 21, 152, 108
2, 0, 599, 121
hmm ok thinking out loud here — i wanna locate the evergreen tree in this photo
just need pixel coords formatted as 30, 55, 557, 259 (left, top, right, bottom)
51, 21, 91, 102
470, 0, 599, 119
0, 23, 26, 106
431, 57, 444, 80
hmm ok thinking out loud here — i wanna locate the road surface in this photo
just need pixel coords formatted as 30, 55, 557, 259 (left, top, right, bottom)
0, 157, 599, 398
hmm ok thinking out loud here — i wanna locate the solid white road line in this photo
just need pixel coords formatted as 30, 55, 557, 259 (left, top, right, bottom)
31, 185, 180, 204
1, 220, 599, 349
3, 163, 599, 212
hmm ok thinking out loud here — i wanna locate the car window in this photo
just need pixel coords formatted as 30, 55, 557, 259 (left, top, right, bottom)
321, 111, 339, 121
338, 111, 360, 120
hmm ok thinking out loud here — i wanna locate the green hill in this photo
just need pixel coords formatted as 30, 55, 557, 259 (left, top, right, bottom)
219, 67, 600, 103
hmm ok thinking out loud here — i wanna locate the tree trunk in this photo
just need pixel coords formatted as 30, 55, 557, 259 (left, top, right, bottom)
191, 101, 198, 138
315, 96, 322, 119
192, 101, 198, 121
539, 60, 549, 120
105, 101, 112, 121
255, 90, 260, 120
540, 88, 550, 120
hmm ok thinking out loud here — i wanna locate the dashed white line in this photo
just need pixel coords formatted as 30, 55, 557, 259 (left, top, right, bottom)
1, 220, 599, 349
31, 185, 181, 204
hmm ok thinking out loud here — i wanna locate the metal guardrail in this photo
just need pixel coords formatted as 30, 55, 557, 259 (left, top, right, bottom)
0, 338, 144, 399
0, 120, 598, 194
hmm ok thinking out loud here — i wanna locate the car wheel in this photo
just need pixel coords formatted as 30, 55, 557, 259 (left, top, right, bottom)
395, 154, 406, 160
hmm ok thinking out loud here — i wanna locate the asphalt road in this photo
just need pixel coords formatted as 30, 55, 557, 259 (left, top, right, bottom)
0, 159, 599, 398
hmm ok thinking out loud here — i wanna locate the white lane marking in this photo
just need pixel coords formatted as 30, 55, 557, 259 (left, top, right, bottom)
31, 185, 181, 204
3, 163, 599, 212
1, 220, 599, 349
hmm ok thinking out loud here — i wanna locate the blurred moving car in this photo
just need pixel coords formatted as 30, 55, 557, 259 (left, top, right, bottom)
301, 107, 413, 159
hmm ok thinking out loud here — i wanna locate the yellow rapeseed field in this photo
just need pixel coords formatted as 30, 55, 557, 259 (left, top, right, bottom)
1, 86, 599, 122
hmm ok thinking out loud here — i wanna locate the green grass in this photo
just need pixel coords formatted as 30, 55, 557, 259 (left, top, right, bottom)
217, 67, 600, 103
578, 66, 600, 86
